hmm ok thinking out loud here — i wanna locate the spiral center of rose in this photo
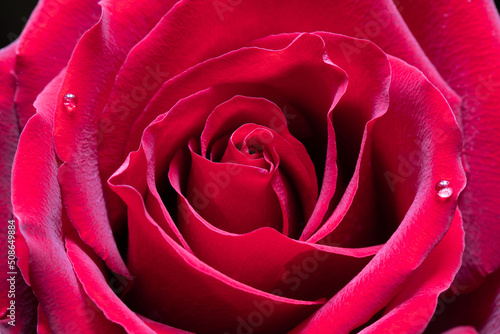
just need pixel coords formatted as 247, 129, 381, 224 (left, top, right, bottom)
168, 96, 319, 238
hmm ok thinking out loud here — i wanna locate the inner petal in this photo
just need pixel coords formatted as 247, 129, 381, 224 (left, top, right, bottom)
185, 145, 284, 234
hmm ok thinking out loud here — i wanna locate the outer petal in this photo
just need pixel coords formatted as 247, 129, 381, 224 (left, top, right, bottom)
290, 56, 465, 333
359, 211, 464, 333
396, 0, 500, 290
303, 33, 391, 245
13, 0, 101, 129
51, 0, 181, 277
12, 71, 123, 333
0, 42, 18, 233
65, 226, 189, 334
0, 41, 37, 333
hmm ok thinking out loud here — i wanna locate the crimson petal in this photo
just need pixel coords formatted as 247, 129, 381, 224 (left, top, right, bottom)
0, 41, 38, 334
13, 71, 122, 333
13, 0, 101, 129
50, 0, 181, 275
396, 0, 500, 291
289, 56, 465, 333
65, 226, 188, 333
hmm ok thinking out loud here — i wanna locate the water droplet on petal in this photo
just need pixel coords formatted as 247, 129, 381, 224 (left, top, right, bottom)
63, 93, 78, 114
435, 180, 453, 199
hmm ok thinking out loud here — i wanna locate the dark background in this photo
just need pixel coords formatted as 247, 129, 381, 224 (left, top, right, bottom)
0, 1, 38, 48
1, 0, 500, 48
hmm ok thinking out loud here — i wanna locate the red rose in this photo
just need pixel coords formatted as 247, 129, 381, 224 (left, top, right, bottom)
1, 0, 499, 333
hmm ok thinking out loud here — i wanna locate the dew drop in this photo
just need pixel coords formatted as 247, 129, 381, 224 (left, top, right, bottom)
435, 180, 453, 199
63, 93, 78, 114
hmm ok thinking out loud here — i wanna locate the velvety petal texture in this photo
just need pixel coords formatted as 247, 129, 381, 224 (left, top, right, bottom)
288, 56, 465, 334
14, 0, 101, 129
0, 41, 38, 334
13, 72, 124, 333
396, 0, 500, 292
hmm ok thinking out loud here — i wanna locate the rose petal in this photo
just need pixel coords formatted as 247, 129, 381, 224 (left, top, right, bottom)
36, 306, 51, 334
50, 0, 182, 277
289, 56, 466, 333
172, 178, 380, 303
50, 3, 171, 276
0, 42, 18, 222
13, 71, 121, 333
126, 33, 346, 164
0, 41, 38, 334
357, 211, 464, 333
186, 142, 284, 234
441, 327, 479, 334
396, 0, 500, 291
13, 0, 101, 129
65, 226, 187, 333
300, 34, 391, 243
109, 179, 324, 333
136, 315, 193, 334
